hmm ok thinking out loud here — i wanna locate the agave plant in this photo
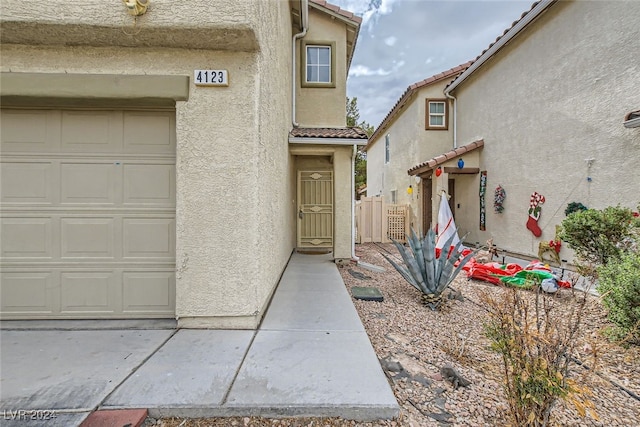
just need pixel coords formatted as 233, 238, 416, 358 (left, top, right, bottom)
382, 228, 475, 310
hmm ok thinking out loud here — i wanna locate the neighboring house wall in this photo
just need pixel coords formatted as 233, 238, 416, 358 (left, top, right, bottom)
366, 80, 456, 232
0, 0, 295, 328
452, 0, 640, 261
295, 7, 348, 127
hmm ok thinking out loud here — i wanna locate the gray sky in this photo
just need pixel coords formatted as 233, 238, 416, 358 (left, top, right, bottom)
331, 0, 533, 128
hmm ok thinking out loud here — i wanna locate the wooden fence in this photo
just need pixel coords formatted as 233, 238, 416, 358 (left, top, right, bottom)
355, 197, 410, 243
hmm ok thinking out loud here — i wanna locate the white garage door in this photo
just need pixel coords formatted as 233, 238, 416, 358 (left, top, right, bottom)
0, 109, 176, 319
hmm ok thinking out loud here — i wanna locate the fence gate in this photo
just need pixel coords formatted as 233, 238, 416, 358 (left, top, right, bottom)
356, 197, 409, 243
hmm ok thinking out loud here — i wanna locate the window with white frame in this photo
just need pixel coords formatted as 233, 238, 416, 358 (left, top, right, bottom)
385, 134, 390, 164
303, 42, 335, 87
426, 99, 448, 130
390, 190, 397, 204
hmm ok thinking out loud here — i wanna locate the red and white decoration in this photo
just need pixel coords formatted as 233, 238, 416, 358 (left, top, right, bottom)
526, 192, 545, 237
436, 191, 460, 256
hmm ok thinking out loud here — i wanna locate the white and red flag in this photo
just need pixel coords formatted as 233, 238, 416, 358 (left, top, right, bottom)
435, 190, 461, 256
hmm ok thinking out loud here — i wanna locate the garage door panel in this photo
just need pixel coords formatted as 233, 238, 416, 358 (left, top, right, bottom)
1, 108, 175, 320
61, 111, 119, 152
61, 162, 116, 205
1, 162, 53, 204
61, 218, 115, 259
123, 164, 175, 205
60, 272, 115, 313
124, 112, 174, 154
0, 110, 60, 152
123, 271, 174, 313
1, 218, 53, 258
123, 218, 174, 259
0, 272, 55, 314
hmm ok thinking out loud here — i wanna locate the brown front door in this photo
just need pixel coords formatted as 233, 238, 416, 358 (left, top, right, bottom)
448, 178, 456, 220
421, 176, 432, 236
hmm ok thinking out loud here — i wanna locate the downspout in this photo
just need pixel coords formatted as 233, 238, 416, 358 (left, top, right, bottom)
351, 144, 359, 261
292, 0, 309, 128
445, 91, 457, 149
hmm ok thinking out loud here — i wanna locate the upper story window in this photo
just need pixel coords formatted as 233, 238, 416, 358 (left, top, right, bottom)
385, 134, 390, 164
302, 41, 336, 88
426, 99, 448, 130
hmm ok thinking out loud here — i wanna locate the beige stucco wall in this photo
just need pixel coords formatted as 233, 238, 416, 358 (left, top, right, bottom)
295, 8, 348, 127
366, 82, 455, 232
1, 0, 295, 328
452, 0, 640, 262
0, 0, 260, 51
250, 0, 297, 326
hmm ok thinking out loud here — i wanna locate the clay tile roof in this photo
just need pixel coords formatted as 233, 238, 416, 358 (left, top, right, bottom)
290, 127, 369, 139
310, 0, 363, 24
407, 139, 485, 176
364, 61, 472, 151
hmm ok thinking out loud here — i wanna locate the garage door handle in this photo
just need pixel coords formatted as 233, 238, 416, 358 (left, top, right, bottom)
298, 209, 304, 219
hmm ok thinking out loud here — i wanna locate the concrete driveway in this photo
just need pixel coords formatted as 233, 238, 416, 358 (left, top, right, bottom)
1, 253, 399, 426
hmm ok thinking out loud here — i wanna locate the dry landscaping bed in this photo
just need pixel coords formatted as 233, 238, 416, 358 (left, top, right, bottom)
156, 243, 639, 427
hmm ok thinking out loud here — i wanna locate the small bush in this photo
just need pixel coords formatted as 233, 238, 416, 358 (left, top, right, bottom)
560, 205, 639, 268
482, 283, 597, 426
597, 250, 640, 344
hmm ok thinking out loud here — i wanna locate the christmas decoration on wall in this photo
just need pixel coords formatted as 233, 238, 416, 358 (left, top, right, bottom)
494, 185, 506, 213
479, 171, 487, 230
457, 158, 465, 169
435, 167, 442, 177
564, 201, 587, 216
538, 225, 562, 265
526, 192, 545, 237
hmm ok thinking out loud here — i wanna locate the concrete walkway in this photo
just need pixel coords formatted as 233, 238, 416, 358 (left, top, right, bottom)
0, 253, 399, 426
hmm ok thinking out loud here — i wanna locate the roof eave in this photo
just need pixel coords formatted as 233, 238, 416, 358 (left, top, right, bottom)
289, 136, 368, 145
407, 139, 485, 176
309, 0, 361, 70
445, 0, 557, 96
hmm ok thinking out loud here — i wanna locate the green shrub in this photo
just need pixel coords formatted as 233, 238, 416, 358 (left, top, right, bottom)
559, 205, 639, 267
597, 250, 640, 343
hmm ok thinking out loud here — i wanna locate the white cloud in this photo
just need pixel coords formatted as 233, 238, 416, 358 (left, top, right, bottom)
348, 58, 404, 77
384, 36, 397, 46
362, 0, 400, 34
348, 65, 392, 77
336, 0, 533, 126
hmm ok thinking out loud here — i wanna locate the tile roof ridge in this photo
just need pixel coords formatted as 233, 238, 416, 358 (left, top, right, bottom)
310, 0, 363, 24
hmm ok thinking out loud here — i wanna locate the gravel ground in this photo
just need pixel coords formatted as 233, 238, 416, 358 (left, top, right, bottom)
156, 243, 639, 427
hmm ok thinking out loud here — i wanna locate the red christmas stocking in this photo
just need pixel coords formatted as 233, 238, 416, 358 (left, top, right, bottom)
526, 216, 542, 237
526, 192, 545, 237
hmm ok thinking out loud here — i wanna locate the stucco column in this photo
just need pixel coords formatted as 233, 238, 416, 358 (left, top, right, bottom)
333, 146, 353, 260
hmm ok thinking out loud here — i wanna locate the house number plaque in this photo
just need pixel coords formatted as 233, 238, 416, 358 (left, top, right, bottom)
194, 70, 229, 86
